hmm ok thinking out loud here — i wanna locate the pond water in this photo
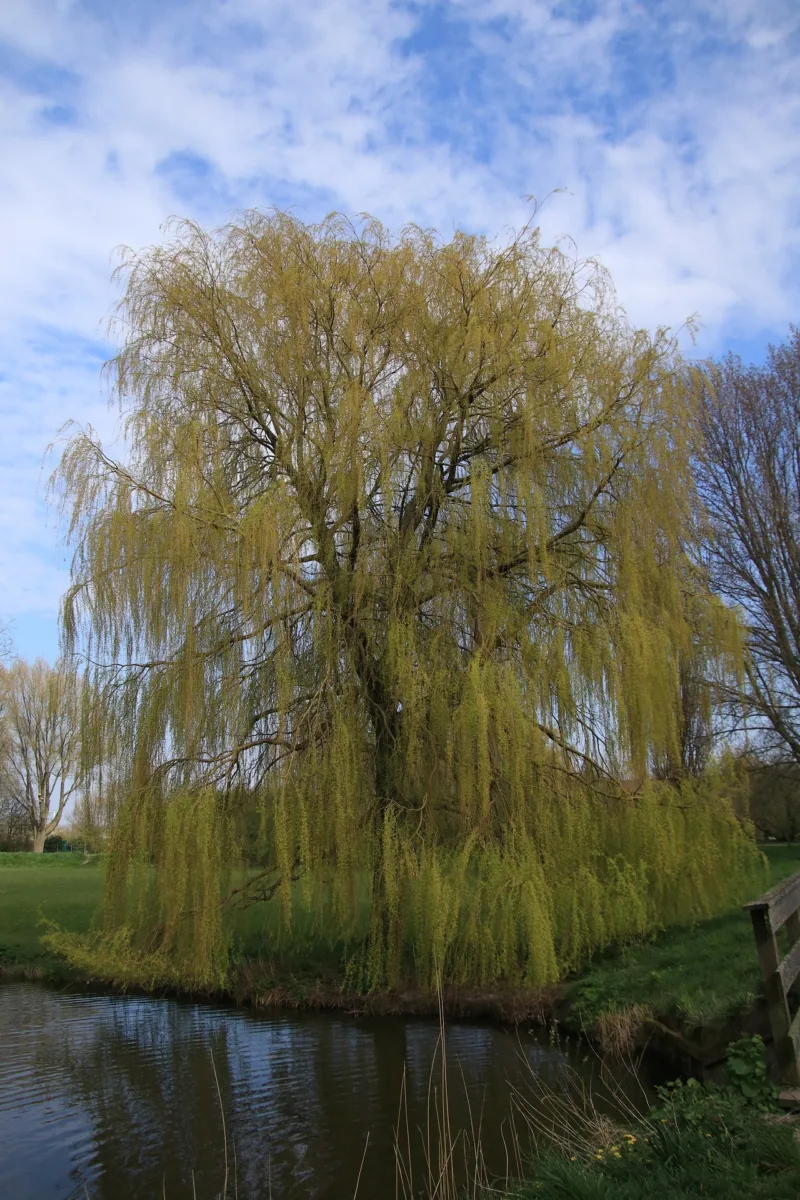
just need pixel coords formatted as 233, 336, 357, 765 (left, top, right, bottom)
0, 982, 666, 1199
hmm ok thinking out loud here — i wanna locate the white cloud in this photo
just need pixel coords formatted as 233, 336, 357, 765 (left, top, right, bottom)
0, 0, 798, 657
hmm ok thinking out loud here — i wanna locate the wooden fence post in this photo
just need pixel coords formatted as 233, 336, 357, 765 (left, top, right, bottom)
744, 871, 800, 1087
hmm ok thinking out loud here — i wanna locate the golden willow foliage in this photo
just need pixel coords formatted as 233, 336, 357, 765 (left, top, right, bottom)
52, 210, 762, 991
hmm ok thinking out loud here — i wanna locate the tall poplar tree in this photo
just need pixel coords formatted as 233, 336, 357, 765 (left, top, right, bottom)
54, 211, 757, 988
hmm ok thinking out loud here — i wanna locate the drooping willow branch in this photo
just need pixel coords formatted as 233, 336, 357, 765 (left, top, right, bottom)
50, 208, 758, 990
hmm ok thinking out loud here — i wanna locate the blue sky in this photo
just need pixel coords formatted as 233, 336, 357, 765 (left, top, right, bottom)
1, 0, 798, 664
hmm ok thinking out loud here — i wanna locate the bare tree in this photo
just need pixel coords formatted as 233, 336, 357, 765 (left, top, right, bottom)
0, 794, 30, 849
693, 327, 800, 763
0, 659, 82, 852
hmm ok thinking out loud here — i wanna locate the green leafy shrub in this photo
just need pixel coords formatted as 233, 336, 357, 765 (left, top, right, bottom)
724, 1034, 781, 1110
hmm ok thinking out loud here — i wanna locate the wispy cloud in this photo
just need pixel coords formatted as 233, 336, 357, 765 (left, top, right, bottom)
1, 0, 798, 659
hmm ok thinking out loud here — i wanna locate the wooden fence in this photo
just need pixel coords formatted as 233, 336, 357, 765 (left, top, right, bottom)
744, 870, 800, 1086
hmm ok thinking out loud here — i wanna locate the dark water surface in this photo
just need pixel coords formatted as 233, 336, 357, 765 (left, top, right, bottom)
0, 981, 661, 1199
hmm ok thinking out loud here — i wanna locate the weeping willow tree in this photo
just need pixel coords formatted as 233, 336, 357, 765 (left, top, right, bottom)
52, 210, 762, 990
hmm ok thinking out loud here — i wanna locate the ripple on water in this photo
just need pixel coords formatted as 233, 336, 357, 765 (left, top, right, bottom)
0, 980, 655, 1200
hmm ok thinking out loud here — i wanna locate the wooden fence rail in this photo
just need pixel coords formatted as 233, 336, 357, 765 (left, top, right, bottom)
744, 870, 800, 1085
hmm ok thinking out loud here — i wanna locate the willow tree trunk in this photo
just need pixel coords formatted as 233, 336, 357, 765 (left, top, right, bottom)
32, 829, 47, 854
369, 696, 402, 982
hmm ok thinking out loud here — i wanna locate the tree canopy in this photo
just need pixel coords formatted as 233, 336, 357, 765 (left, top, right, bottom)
53, 210, 759, 988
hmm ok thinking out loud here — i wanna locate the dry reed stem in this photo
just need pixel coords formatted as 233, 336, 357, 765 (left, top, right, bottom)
393, 970, 516, 1200
210, 1047, 229, 1200
508, 1027, 654, 1162
352, 1132, 370, 1199
595, 1004, 653, 1057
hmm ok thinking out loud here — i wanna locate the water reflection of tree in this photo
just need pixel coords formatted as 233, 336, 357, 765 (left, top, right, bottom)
40, 995, 400, 1198
12, 987, 614, 1199
45, 995, 237, 1198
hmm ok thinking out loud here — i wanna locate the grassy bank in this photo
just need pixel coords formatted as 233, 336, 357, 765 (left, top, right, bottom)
503, 1086, 800, 1200
2, 845, 800, 1037
567, 843, 800, 1037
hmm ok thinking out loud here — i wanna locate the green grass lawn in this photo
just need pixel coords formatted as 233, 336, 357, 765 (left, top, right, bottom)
567, 843, 800, 1030
0, 852, 353, 983
0, 852, 105, 972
